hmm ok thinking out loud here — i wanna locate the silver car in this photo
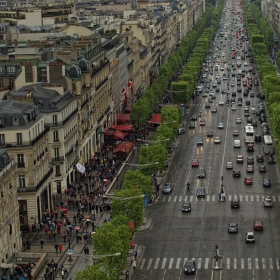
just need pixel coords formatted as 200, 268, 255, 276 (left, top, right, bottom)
162, 183, 173, 194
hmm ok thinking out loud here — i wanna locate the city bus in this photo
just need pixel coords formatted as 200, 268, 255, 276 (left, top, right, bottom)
245, 125, 254, 143
263, 135, 274, 154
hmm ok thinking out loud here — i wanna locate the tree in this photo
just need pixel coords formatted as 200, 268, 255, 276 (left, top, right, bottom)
123, 169, 152, 199
111, 188, 144, 230
92, 222, 130, 280
74, 265, 110, 280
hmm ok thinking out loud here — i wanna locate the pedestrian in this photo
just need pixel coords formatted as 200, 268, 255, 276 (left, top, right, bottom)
40, 239, 44, 249
86, 247, 89, 255
125, 269, 129, 280
132, 260, 136, 269
58, 244, 62, 253
48, 230, 52, 240
63, 234, 66, 244
84, 247, 87, 255
54, 243, 58, 253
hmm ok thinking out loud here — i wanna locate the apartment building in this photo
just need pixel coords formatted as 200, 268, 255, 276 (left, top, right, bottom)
0, 150, 21, 269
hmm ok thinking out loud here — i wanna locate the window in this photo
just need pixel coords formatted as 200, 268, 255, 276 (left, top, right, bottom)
17, 154, 24, 168
7, 66, 15, 73
53, 130, 59, 142
0, 66, 4, 73
18, 175, 25, 188
55, 165, 61, 176
54, 148, 59, 159
9, 78, 14, 89
52, 115, 57, 125
0, 134, 4, 145
0, 78, 3, 87
16, 133, 22, 145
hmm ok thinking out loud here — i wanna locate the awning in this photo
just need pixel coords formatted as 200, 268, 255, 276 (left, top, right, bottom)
124, 105, 131, 113
149, 114, 161, 124
111, 124, 133, 131
0, 263, 13, 268
113, 130, 125, 140
117, 113, 130, 123
114, 142, 133, 154
103, 128, 115, 136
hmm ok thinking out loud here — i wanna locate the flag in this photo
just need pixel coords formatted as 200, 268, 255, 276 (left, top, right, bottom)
122, 87, 128, 103
127, 79, 133, 96
76, 163, 86, 174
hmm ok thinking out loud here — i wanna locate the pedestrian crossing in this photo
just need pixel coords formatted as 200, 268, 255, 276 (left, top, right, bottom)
139, 257, 280, 270
161, 194, 279, 203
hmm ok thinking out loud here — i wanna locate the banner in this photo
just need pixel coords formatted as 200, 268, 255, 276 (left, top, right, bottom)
76, 163, 86, 174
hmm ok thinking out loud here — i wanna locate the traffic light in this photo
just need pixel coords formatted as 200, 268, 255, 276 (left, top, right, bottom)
215, 244, 218, 251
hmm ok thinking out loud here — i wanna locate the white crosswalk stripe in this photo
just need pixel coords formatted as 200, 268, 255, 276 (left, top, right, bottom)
161, 194, 280, 203
139, 257, 279, 270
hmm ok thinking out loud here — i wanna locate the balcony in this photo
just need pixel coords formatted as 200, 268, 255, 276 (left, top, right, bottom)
95, 76, 108, 91
127, 59, 134, 69
17, 167, 53, 193
3, 127, 49, 148
91, 60, 109, 78
45, 108, 78, 127
81, 98, 89, 110
65, 140, 78, 158
51, 156, 64, 163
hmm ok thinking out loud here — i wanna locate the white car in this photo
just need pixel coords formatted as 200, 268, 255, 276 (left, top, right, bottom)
218, 123, 224, 129
214, 137, 221, 144
226, 162, 233, 169
220, 66, 225, 71
263, 196, 273, 207
219, 101, 225, 105
244, 62, 248, 66
245, 232, 255, 243
233, 130, 239, 136
236, 118, 242, 124
231, 105, 237, 111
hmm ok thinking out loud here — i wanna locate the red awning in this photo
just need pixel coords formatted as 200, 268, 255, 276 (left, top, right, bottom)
103, 128, 115, 136
110, 124, 133, 131
117, 113, 131, 123
113, 130, 125, 140
114, 142, 133, 154
124, 105, 131, 113
149, 114, 161, 124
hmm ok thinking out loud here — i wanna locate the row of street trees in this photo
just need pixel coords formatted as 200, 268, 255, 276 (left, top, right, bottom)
242, 2, 280, 161
74, 2, 225, 279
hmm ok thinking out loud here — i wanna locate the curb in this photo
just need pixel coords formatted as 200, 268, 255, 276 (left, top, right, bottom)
137, 217, 153, 232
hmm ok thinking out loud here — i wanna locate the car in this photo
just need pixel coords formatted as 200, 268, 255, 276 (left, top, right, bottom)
228, 223, 238, 233
247, 157, 254, 164
236, 118, 242, 124
184, 260, 196, 274
246, 165, 254, 173
182, 201, 191, 212
251, 120, 257, 126
236, 155, 244, 163
263, 196, 273, 207
268, 156, 276, 164
221, 89, 226, 93
205, 102, 211, 108
191, 158, 199, 167
247, 143, 254, 152
259, 165, 266, 173
245, 232, 255, 243
231, 105, 237, 111
214, 137, 221, 144
244, 62, 248, 66
200, 120, 205, 126
213, 82, 217, 87
226, 162, 233, 169
233, 130, 238, 136
232, 91, 236, 97
234, 140, 241, 148
162, 183, 173, 194
219, 101, 225, 105
218, 123, 224, 129
196, 187, 206, 197
231, 200, 240, 208
191, 114, 197, 121
256, 155, 264, 162
255, 134, 262, 142
178, 128, 186, 135
233, 170, 241, 177
189, 122, 195, 129
263, 178, 271, 187
197, 170, 206, 178
254, 220, 264, 231
196, 138, 203, 146
202, 92, 208, 97
244, 177, 253, 185
207, 131, 213, 137
211, 107, 217, 113
244, 111, 250, 117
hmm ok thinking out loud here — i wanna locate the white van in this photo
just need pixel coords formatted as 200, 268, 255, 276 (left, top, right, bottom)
251, 108, 255, 114
234, 140, 241, 148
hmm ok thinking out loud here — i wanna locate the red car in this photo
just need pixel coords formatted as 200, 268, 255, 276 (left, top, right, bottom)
254, 220, 264, 231
244, 177, 253, 185
200, 120, 205, 126
256, 155, 264, 162
191, 158, 199, 167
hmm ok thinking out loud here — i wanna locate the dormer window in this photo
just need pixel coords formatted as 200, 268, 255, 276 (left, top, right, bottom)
7, 66, 15, 73
0, 66, 4, 73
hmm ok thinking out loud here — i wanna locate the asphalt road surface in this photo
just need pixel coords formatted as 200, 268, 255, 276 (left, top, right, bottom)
134, 2, 280, 280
